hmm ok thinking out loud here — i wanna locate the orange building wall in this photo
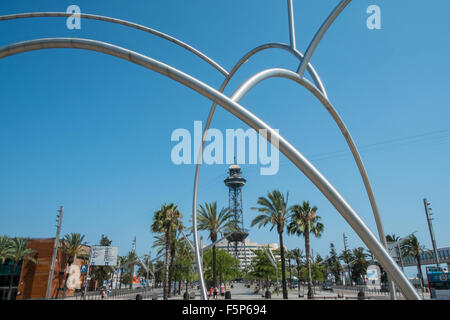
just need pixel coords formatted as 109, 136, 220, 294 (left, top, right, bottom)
16, 238, 90, 299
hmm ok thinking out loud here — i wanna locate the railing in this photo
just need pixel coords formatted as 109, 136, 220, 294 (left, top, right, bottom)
332, 284, 391, 295
73, 287, 153, 300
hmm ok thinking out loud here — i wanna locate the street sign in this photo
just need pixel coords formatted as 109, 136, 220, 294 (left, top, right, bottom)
89, 246, 119, 266
386, 242, 400, 261
80, 264, 88, 273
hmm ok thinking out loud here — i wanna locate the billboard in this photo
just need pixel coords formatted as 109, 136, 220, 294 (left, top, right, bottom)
386, 242, 400, 261
426, 266, 450, 300
365, 265, 381, 289
89, 246, 119, 266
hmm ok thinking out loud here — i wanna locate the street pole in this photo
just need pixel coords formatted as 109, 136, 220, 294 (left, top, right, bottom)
46, 206, 63, 299
83, 247, 94, 300
424, 199, 440, 267
397, 243, 405, 273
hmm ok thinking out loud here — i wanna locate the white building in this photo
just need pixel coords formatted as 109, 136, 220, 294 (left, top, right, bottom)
203, 237, 281, 270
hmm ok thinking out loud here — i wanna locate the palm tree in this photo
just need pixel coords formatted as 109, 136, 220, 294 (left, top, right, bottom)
197, 201, 233, 288
285, 250, 293, 286
251, 190, 290, 299
124, 251, 137, 289
351, 247, 369, 285
288, 201, 324, 299
290, 248, 304, 297
61, 233, 86, 298
386, 234, 400, 243
0, 235, 13, 265
6, 238, 37, 300
153, 231, 181, 297
118, 255, 128, 289
151, 203, 183, 300
402, 234, 428, 289
339, 248, 354, 286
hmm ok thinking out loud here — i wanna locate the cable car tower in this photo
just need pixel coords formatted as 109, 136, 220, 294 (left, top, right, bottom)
224, 163, 248, 269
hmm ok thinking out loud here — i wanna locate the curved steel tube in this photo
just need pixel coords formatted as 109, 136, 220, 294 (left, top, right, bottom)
231, 68, 386, 246
0, 38, 420, 300
0, 12, 229, 77
287, 0, 297, 50
191, 42, 328, 299
297, 0, 352, 77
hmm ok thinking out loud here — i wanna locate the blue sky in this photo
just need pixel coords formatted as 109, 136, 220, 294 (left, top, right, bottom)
1, 0, 449, 278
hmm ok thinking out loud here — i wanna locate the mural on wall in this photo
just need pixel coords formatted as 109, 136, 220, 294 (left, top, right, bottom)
66, 265, 82, 290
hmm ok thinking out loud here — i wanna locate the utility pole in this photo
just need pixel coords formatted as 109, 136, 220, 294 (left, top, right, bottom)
46, 206, 63, 299
424, 199, 440, 267
342, 233, 354, 287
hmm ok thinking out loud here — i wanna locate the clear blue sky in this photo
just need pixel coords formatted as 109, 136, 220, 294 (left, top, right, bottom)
1, 0, 449, 279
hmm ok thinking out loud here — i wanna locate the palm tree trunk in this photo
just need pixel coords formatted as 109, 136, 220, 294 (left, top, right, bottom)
7, 262, 18, 300
129, 264, 134, 290
288, 259, 292, 286
62, 261, 72, 299
168, 253, 175, 297
305, 230, 313, 299
278, 232, 288, 299
212, 244, 217, 288
416, 255, 424, 289
119, 268, 122, 289
297, 263, 301, 297
164, 230, 171, 300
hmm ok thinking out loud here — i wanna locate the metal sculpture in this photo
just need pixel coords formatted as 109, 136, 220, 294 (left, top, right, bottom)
0, 0, 420, 300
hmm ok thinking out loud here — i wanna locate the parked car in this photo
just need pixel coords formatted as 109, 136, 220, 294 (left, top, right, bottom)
322, 283, 333, 291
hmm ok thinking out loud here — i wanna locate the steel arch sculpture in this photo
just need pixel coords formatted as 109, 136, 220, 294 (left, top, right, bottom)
0, 0, 420, 300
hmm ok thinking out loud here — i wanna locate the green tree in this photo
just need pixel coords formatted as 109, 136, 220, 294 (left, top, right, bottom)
117, 255, 128, 289
285, 250, 294, 285
151, 203, 183, 300
251, 190, 290, 299
288, 201, 324, 299
197, 202, 233, 288
61, 233, 86, 299
327, 243, 342, 284
290, 248, 304, 297
124, 250, 137, 289
7, 238, 37, 300
153, 260, 164, 287
0, 235, 13, 265
152, 231, 182, 296
172, 237, 195, 295
247, 249, 279, 290
203, 249, 241, 284
339, 248, 354, 286
402, 235, 428, 288
350, 247, 369, 285
386, 234, 400, 243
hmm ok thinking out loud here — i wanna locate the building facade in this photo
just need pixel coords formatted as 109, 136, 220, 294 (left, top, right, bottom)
205, 237, 281, 270
0, 238, 90, 300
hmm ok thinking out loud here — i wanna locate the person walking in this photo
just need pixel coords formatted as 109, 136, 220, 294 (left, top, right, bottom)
213, 287, 218, 300
209, 287, 213, 299
101, 289, 106, 300
220, 283, 225, 299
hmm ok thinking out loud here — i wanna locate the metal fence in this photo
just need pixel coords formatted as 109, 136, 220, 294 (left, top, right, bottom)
73, 287, 153, 300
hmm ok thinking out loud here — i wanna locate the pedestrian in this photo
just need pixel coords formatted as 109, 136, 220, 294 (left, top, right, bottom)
213, 287, 218, 300
220, 283, 225, 299
209, 287, 213, 299
101, 289, 106, 300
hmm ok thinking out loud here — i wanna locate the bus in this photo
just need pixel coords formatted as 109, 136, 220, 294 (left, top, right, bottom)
426, 266, 450, 300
